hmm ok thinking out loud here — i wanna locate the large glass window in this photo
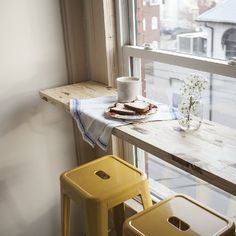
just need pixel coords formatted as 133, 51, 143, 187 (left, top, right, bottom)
136, 149, 236, 224
134, 0, 236, 60
133, 59, 236, 128
116, 0, 236, 226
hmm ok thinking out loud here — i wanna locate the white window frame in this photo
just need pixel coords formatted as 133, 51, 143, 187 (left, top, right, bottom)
122, 45, 236, 78
115, 0, 236, 169
116, 0, 236, 78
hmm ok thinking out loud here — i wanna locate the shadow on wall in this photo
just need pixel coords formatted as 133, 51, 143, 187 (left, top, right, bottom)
0, 76, 66, 137
0, 101, 70, 142
18, 206, 60, 236
0, 132, 78, 236
0, 93, 39, 136
0, 180, 26, 235
0, 179, 82, 236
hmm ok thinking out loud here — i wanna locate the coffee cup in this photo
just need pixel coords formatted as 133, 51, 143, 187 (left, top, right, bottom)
117, 76, 140, 102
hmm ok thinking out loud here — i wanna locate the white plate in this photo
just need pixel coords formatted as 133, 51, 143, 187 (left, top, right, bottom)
104, 106, 157, 120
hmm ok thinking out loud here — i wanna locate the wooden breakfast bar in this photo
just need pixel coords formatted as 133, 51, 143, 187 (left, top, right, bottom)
40, 81, 236, 196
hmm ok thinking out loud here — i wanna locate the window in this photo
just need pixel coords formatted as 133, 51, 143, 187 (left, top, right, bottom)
116, 0, 236, 225
118, 0, 236, 124
178, 37, 191, 53
142, 0, 160, 6
142, 18, 146, 31
177, 33, 207, 56
151, 16, 158, 30
133, 0, 236, 60
193, 37, 207, 55
222, 28, 236, 59
150, 0, 159, 6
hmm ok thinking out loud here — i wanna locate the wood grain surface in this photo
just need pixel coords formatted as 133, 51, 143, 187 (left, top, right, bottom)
39, 81, 116, 111
40, 81, 236, 195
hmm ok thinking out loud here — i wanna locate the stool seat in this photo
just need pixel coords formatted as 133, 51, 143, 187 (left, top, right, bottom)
62, 155, 145, 203
60, 155, 152, 236
123, 194, 235, 236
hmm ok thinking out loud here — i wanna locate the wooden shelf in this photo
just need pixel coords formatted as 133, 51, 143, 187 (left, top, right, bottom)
40, 81, 236, 196
40, 81, 116, 111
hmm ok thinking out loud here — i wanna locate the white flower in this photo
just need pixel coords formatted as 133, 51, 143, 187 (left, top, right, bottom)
178, 73, 208, 120
180, 73, 208, 97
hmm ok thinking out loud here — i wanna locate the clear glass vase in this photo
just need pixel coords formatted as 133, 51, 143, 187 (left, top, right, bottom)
178, 95, 203, 131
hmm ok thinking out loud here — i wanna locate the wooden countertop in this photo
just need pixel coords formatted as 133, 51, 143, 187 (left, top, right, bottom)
40, 81, 116, 111
40, 81, 236, 196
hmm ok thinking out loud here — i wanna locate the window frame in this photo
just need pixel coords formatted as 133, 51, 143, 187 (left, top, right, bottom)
115, 0, 236, 205
122, 45, 236, 78
116, 0, 236, 78
115, 0, 236, 167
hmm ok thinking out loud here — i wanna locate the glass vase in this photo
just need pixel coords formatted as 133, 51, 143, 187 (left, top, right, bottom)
178, 95, 203, 131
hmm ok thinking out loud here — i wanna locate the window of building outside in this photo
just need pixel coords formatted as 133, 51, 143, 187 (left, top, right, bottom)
222, 28, 236, 59
178, 37, 191, 53
142, 18, 146, 31
151, 16, 158, 30
143, 0, 160, 6
117, 0, 236, 225
150, 0, 160, 6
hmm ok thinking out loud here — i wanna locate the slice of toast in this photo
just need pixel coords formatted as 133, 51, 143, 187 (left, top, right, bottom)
110, 107, 136, 115
124, 101, 151, 114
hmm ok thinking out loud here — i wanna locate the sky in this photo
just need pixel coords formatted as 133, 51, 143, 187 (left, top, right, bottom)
160, 0, 225, 28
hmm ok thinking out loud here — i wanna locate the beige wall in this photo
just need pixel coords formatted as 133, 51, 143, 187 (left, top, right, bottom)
0, 0, 78, 235
61, 0, 118, 86
60, 0, 119, 164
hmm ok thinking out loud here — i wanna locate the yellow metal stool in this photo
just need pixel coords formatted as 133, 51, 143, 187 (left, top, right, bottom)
60, 155, 152, 236
123, 194, 235, 236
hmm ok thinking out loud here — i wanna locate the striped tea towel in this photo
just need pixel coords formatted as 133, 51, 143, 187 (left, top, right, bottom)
70, 96, 177, 151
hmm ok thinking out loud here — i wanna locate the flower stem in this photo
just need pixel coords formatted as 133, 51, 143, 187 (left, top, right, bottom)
187, 96, 195, 129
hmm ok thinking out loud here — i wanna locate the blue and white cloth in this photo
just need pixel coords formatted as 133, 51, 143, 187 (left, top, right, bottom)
70, 96, 177, 151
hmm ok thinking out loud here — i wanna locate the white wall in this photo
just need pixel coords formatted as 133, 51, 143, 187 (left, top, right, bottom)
212, 23, 230, 60
0, 0, 77, 235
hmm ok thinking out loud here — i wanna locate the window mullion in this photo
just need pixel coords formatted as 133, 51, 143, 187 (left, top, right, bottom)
123, 45, 236, 79
115, 0, 130, 76
128, 0, 137, 46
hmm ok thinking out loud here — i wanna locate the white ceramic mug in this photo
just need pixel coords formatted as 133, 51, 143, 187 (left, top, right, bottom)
117, 76, 140, 102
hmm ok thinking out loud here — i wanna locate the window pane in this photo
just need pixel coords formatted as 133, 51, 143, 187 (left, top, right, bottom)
124, 1, 236, 227
132, 57, 236, 224
142, 18, 146, 31
133, 58, 236, 128
136, 149, 236, 225
151, 16, 158, 30
134, 0, 236, 60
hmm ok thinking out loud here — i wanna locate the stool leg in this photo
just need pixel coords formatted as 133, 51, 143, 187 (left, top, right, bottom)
85, 201, 108, 236
140, 182, 152, 209
113, 203, 125, 236
61, 193, 70, 236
